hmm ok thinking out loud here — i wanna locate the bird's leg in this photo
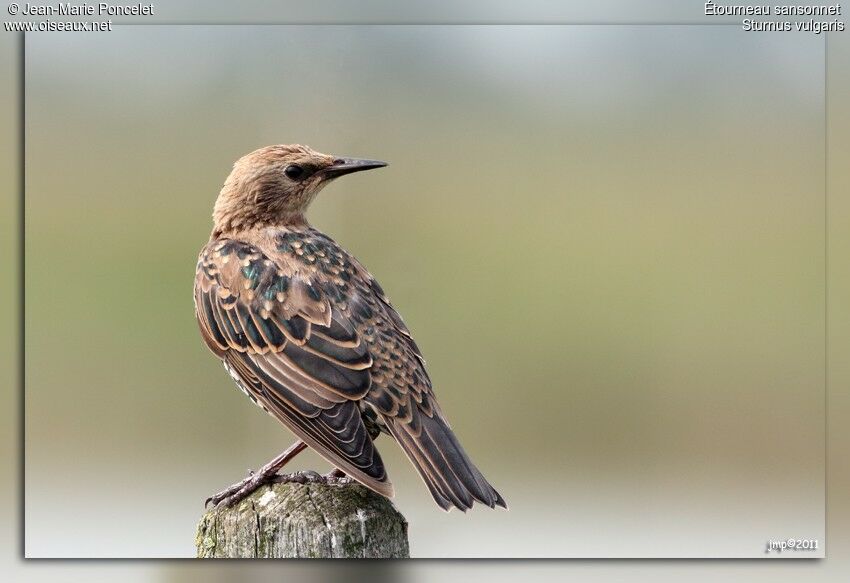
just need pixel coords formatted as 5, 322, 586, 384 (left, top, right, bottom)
205, 440, 308, 507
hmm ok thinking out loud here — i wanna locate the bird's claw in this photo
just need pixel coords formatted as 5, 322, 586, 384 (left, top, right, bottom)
205, 469, 354, 508
205, 469, 278, 508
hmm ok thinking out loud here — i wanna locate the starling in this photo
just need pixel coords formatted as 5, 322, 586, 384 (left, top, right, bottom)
195, 145, 506, 511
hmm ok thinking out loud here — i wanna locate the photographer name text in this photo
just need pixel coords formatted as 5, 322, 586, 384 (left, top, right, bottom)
14, 2, 153, 16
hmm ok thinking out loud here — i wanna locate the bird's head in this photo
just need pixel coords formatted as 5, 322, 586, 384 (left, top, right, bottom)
212, 144, 386, 235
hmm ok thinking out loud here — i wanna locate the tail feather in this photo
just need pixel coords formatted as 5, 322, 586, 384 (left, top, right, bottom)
387, 411, 507, 511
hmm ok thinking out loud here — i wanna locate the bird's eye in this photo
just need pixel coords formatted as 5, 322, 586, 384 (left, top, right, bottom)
284, 165, 305, 180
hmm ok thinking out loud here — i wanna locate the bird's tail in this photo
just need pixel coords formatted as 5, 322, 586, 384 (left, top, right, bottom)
385, 411, 507, 511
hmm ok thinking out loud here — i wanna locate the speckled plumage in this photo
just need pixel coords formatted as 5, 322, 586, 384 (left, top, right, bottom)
195, 145, 505, 511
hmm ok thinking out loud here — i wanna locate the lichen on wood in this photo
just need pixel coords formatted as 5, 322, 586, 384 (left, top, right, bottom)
195, 480, 409, 558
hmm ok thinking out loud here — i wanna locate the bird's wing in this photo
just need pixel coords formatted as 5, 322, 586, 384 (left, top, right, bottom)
194, 238, 392, 497
348, 269, 507, 511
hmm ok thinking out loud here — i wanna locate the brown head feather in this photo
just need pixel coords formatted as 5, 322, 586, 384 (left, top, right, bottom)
212, 144, 338, 237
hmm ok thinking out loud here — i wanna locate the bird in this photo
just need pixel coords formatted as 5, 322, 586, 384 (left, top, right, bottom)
194, 144, 506, 512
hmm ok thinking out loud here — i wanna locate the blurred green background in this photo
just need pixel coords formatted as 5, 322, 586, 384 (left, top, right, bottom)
10, 23, 828, 562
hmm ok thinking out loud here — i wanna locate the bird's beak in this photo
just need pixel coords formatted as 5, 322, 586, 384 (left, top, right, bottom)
321, 157, 388, 178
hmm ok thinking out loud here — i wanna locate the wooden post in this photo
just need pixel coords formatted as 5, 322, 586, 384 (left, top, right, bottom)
195, 478, 410, 558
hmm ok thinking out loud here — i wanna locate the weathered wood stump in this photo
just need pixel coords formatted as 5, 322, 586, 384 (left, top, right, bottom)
195, 479, 410, 558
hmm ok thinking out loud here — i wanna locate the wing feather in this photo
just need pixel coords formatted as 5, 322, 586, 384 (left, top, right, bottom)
194, 239, 391, 497
195, 232, 504, 509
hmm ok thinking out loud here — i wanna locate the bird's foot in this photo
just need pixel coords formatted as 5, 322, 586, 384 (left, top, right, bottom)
205, 467, 279, 508
205, 468, 354, 507
269, 469, 353, 487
